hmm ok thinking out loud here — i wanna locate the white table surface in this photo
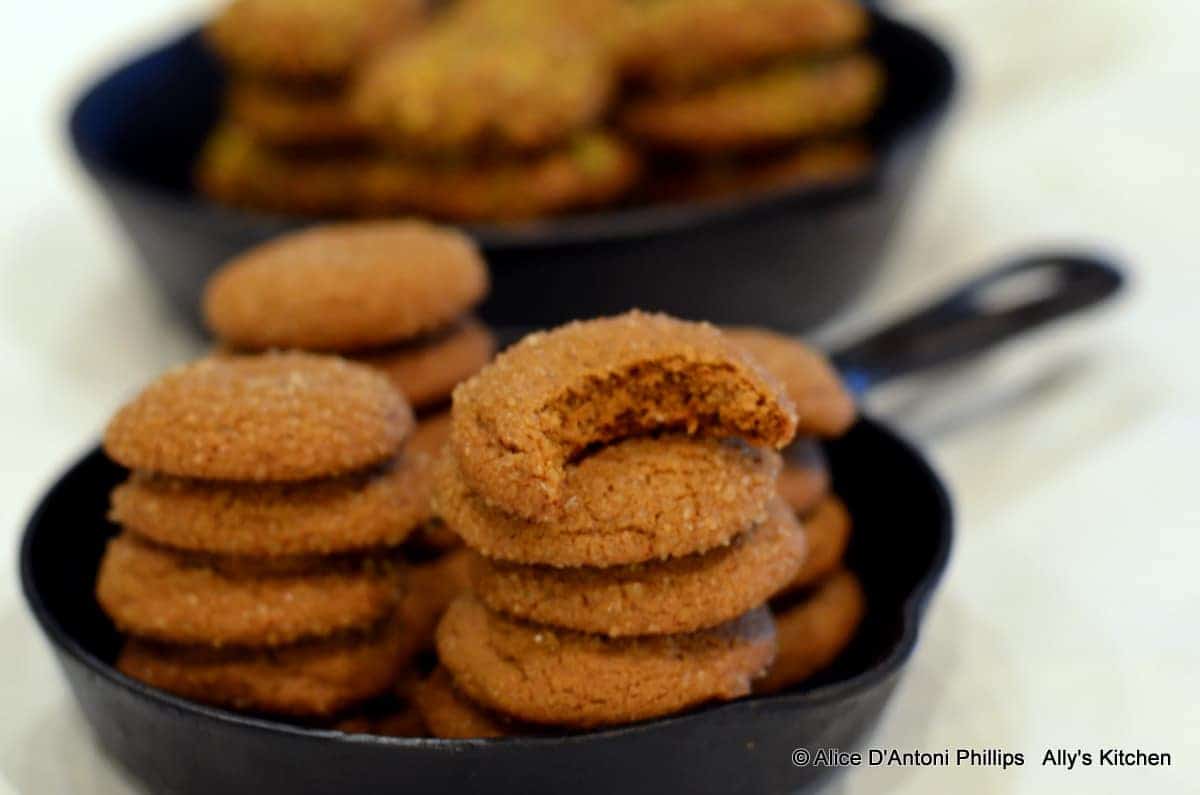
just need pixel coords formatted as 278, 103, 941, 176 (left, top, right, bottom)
2, 1, 1198, 792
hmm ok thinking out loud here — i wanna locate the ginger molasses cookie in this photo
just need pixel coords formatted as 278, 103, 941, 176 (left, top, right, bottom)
725, 326, 857, 437
620, 54, 884, 154
351, 318, 496, 410
619, 0, 869, 89
104, 353, 411, 481
117, 614, 413, 717
204, 221, 488, 351
471, 497, 804, 636
776, 439, 831, 515
438, 596, 775, 728
206, 0, 424, 81
435, 435, 780, 567
407, 411, 451, 458
109, 457, 432, 558
394, 549, 472, 658
96, 534, 399, 648
781, 494, 851, 593
757, 568, 864, 694
225, 78, 366, 148
415, 666, 523, 739
450, 311, 797, 521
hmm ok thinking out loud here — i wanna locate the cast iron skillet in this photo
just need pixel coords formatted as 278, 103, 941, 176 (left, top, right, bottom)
20, 253, 1122, 795
67, 10, 954, 333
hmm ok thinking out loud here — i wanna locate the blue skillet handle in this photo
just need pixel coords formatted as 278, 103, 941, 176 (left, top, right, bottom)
830, 251, 1126, 396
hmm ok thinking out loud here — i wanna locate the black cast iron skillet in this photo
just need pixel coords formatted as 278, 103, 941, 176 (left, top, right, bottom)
20, 253, 1122, 795
67, 10, 954, 334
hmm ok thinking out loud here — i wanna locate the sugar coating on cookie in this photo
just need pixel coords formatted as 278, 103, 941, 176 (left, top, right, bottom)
206, 0, 425, 80
776, 439, 831, 514
104, 352, 411, 481
450, 311, 797, 521
725, 326, 857, 437
757, 568, 864, 694
619, 0, 869, 89
435, 435, 780, 566
96, 534, 400, 647
416, 666, 521, 739
117, 613, 413, 717
351, 318, 496, 410
110, 456, 432, 558
204, 221, 489, 351
781, 494, 852, 593
471, 497, 805, 636
436, 595, 776, 728
620, 54, 884, 154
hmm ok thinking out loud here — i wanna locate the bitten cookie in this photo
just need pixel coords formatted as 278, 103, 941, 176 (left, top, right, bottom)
450, 311, 797, 521
776, 439, 831, 515
416, 666, 524, 739
104, 352, 411, 481
96, 534, 399, 647
437, 595, 776, 728
117, 614, 413, 717
782, 494, 852, 593
435, 435, 780, 566
757, 568, 865, 694
725, 326, 857, 437
109, 456, 433, 558
204, 221, 489, 351
351, 318, 496, 410
471, 497, 805, 636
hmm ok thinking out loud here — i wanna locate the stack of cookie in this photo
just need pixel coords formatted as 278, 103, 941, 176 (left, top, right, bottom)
424, 311, 805, 735
96, 352, 435, 719
616, 0, 883, 201
198, 0, 427, 214
725, 327, 866, 693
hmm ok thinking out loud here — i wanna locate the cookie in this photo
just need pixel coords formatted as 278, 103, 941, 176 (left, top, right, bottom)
450, 311, 798, 521
471, 497, 804, 636
435, 435, 779, 567
351, 318, 496, 410
109, 456, 432, 558
437, 595, 775, 728
225, 78, 366, 148
407, 411, 451, 458
334, 703, 427, 737
96, 534, 399, 647
104, 352, 411, 481
394, 549, 472, 659
354, 16, 613, 156
619, 0, 869, 89
415, 666, 523, 739
757, 568, 865, 694
117, 614, 413, 717
204, 221, 489, 352
724, 326, 857, 437
776, 439, 831, 515
206, 0, 424, 81
783, 494, 851, 593
620, 54, 884, 154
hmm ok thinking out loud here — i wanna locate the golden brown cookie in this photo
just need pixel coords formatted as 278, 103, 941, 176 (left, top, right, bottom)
351, 318, 496, 410
449, 311, 798, 521
204, 221, 489, 351
225, 78, 366, 148
109, 456, 432, 558
724, 326, 856, 437
96, 534, 399, 647
415, 666, 523, 739
407, 411, 451, 458
354, 15, 613, 156
437, 596, 776, 728
619, 0, 869, 89
471, 497, 804, 636
206, 0, 424, 81
620, 54, 884, 154
776, 439, 831, 515
117, 614, 413, 717
757, 568, 864, 694
782, 494, 851, 593
435, 435, 780, 566
394, 549, 472, 659
104, 353, 412, 481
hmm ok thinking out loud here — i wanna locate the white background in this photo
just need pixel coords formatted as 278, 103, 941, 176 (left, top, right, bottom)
1, 1, 1198, 792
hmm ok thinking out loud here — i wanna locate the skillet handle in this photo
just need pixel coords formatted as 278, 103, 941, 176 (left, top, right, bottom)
830, 251, 1126, 396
